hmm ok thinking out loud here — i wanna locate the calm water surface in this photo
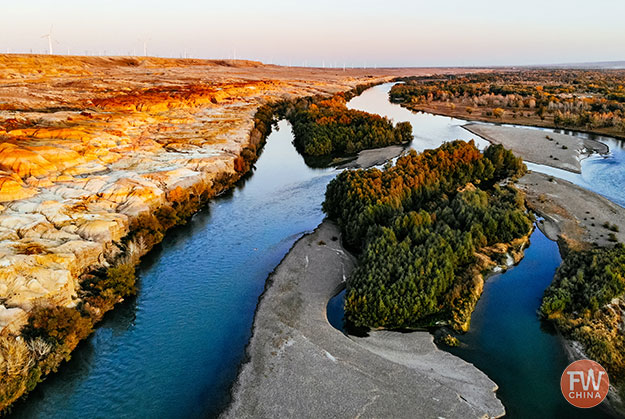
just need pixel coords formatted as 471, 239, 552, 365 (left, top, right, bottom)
349, 83, 625, 207
347, 83, 622, 418
447, 227, 613, 418
11, 120, 337, 418
13, 83, 624, 418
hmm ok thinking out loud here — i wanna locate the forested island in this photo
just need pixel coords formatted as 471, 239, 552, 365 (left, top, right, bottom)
323, 140, 532, 330
386, 73, 625, 406
390, 70, 625, 139
280, 92, 412, 162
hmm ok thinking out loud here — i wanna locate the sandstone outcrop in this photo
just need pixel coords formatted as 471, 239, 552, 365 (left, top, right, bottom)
0, 55, 462, 334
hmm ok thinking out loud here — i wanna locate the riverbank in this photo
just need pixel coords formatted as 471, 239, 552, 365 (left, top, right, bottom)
460, 121, 625, 249
393, 93, 625, 142
464, 124, 608, 173
0, 55, 490, 411
0, 56, 387, 336
518, 171, 625, 250
338, 144, 406, 168
225, 220, 505, 418
0, 56, 481, 335
345, 82, 624, 417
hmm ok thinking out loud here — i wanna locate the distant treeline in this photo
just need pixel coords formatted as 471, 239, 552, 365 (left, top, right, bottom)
323, 140, 531, 329
541, 244, 625, 382
390, 70, 625, 137
279, 93, 412, 158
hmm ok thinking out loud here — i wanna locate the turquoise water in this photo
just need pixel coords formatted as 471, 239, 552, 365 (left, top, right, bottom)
447, 227, 613, 418
11, 83, 624, 418
10, 120, 337, 418
346, 83, 623, 418
326, 227, 614, 418
327, 289, 346, 332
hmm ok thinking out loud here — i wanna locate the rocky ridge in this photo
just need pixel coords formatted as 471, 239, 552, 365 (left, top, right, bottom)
0, 55, 470, 335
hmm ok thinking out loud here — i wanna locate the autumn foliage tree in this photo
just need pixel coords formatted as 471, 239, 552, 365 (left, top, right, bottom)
282, 93, 413, 157
323, 140, 531, 329
390, 70, 625, 136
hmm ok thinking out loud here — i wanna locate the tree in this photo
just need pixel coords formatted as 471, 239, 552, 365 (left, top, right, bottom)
324, 141, 531, 329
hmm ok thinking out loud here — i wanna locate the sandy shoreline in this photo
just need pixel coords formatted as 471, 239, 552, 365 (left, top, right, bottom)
225, 134, 625, 418
0, 55, 496, 411
0, 55, 484, 336
399, 102, 625, 142
338, 144, 406, 169
225, 220, 505, 419
464, 124, 608, 174
518, 171, 625, 250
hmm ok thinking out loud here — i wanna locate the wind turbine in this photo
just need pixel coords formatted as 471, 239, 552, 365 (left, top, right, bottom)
41, 25, 59, 55
139, 37, 151, 57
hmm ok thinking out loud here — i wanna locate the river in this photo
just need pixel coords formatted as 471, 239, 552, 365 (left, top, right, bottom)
12, 83, 624, 418
10, 120, 337, 418
347, 83, 622, 418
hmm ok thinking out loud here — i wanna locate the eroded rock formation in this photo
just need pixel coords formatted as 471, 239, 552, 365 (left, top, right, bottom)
0, 55, 449, 334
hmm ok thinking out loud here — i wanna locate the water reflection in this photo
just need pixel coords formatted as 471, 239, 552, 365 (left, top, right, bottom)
12, 82, 624, 419
11, 120, 336, 418
349, 83, 625, 208
349, 82, 619, 418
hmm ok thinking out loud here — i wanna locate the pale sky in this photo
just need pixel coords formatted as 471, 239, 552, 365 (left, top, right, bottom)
2, 0, 624, 67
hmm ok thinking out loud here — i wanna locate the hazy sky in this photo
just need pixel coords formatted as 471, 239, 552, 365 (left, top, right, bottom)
2, 0, 624, 67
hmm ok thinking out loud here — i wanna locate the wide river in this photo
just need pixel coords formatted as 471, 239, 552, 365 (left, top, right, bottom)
12, 83, 624, 418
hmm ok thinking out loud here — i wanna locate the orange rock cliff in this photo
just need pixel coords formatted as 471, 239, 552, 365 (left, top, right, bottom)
0, 54, 464, 334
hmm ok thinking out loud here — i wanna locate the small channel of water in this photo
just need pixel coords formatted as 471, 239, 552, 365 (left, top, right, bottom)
343, 83, 623, 418
447, 226, 612, 418
347, 82, 625, 208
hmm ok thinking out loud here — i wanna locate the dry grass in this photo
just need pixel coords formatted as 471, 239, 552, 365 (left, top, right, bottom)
0, 336, 34, 378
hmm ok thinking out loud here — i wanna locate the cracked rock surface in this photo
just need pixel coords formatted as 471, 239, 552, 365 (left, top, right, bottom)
0, 55, 456, 332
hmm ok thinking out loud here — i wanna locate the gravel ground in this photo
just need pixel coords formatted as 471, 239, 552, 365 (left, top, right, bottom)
339, 145, 406, 169
224, 220, 505, 419
464, 124, 608, 174
518, 171, 625, 249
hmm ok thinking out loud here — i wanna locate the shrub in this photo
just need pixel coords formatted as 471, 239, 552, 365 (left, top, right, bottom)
154, 204, 179, 231
130, 212, 164, 249
0, 336, 35, 408
0, 336, 33, 379
21, 306, 93, 349
100, 264, 136, 298
441, 334, 460, 347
